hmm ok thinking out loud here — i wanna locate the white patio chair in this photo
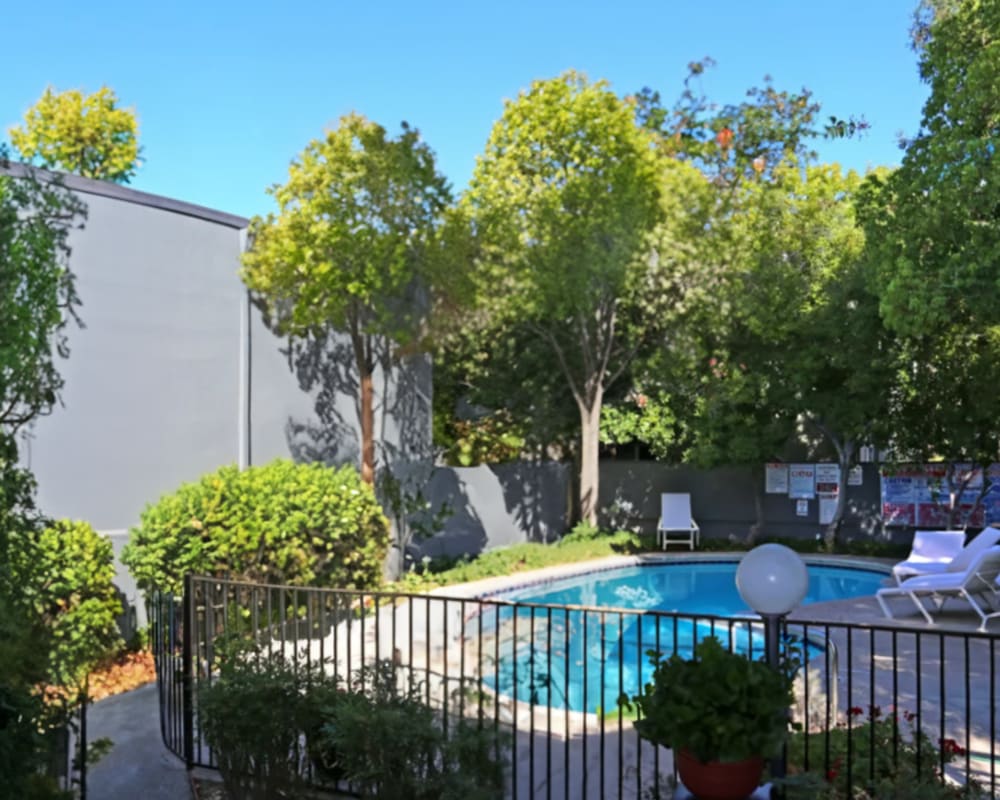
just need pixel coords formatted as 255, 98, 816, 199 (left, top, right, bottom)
657, 493, 700, 550
892, 527, 1000, 584
891, 529, 967, 584
876, 545, 1000, 631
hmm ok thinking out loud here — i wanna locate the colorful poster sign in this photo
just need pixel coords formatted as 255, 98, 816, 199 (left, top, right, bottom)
880, 463, 995, 527
765, 463, 789, 494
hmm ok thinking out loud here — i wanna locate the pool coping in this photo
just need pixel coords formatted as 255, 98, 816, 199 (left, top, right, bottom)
425, 551, 1000, 633
427, 550, 894, 602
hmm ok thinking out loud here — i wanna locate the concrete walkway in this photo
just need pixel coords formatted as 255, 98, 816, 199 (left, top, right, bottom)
85, 683, 189, 800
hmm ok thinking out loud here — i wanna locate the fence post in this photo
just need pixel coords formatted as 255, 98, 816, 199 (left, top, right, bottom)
182, 574, 195, 771
79, 689, 88, 800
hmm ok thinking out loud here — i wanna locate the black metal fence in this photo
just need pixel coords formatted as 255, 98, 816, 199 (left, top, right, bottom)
151, 575, 1000, 798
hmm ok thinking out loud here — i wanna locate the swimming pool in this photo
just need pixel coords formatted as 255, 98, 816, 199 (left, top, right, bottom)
476, 559, 888, 713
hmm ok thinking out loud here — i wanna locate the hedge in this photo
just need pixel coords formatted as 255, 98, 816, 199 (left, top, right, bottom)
8, 518, 123, 690
122, 459, 391, 593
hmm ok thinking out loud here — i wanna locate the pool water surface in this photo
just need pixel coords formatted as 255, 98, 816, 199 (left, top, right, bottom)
477, 560, 887, 713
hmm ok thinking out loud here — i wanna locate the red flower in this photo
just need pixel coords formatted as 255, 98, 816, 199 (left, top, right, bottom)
941, 738, 966, 756
716, 128, 734, 149
849, 706, 864, 717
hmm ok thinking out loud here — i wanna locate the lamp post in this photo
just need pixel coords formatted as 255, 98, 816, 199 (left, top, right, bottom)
735, 543, 809, 786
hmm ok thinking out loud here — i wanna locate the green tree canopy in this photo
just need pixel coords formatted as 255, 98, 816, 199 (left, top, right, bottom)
0, 157, 90, 796
458, 71, 686, 525
865, 0, 1000, 476
0, 161, 86, 437
241, 114, 451, 484
9, 86, 141, 183
871, 0, 1000, 334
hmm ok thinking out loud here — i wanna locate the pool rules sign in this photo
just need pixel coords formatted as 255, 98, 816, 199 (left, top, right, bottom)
815, 464, 841, 525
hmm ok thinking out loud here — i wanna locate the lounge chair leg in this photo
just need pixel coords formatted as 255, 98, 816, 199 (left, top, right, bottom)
908, 593, 936, 625
876, 593, 895, 620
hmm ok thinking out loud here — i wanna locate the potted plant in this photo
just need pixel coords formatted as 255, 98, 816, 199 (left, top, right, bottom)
628, 636, 796, 800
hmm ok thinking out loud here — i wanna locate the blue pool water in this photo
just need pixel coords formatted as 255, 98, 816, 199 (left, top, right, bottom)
476, 560, 887, 713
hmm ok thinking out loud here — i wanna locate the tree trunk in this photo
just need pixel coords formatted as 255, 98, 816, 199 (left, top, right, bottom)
747, 463, 765, 545
359, 368, 375, 485
823, 440, 855, 552
578, 399, 602, 527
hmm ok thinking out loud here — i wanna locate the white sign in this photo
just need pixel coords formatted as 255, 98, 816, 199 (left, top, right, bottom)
815, 463, 841, 490
819, 495, 839, 524
788, 464, 816, 499
765, 463, 789, 494
848, 466, 863, 486
796, 499, 809, 516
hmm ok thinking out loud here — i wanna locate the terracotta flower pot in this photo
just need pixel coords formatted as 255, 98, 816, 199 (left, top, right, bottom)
677, 748, 764, 800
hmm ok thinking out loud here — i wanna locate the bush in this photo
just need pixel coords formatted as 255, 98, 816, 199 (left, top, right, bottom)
8, 519, 123, 690
197, 643, 314, 800
318, 661, 506, 800
0, 592, 71, 800
122, 459, 391, 593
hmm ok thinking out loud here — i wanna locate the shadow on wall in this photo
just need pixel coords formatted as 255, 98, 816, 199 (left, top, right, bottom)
283, 331, 361, 466
412, 467, 489, 562
281, 329, 433, 471
414, 463, 571, 562
495, 461, 568, 543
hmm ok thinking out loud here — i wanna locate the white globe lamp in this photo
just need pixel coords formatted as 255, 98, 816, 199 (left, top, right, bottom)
736, 543, 809, 616
734, 542, 809, 786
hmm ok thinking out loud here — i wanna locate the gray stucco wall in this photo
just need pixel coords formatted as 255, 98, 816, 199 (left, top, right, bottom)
414, 460, 887, 562
596, 461, 885, 543
12, 175, 251, 623
22, 191, 247, 531
12, 168, 434, 620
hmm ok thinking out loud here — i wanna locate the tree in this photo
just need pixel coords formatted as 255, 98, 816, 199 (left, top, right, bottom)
241, 114, 451, 485
678, 165, 890, 548
459, 72, 676, 526
9, 86, 141, 183
0, 161, 86, 436
871, 0, 1000, 336
866, 0, 1000, 503
0, 155, 89, 796
627, 67, 881, 544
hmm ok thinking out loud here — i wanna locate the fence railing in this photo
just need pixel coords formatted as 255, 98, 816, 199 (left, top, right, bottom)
151, 575, 1000, 798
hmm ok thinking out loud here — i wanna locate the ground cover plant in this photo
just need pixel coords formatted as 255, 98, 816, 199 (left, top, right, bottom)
784, 704, 986, 799
391, 526, 653, 591
123, 458, 390, 593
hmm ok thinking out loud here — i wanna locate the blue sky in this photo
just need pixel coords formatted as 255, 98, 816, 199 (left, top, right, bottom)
3, 0, 927, 220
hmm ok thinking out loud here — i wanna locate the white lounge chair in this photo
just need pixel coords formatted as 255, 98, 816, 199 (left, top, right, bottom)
657, 493, 700, 550
876, 545, 1000, 631
892, 527, 1000, 584
892, 529, 967, 584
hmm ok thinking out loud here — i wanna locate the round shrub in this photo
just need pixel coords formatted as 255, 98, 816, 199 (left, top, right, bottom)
9, 519, 123, 690
122, 459, 391, 593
